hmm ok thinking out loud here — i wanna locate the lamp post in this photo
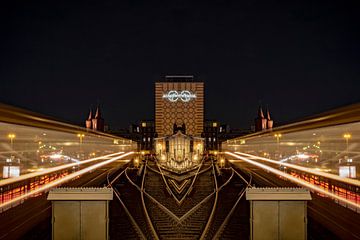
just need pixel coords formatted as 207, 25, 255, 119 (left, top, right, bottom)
7, 133, 16, 150
274, 133, 282, 157
343, 133, 351, 153
77, 134, 85, 158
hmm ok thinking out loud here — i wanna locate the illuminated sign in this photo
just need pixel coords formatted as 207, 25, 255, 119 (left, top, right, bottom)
162, 90, 196, 102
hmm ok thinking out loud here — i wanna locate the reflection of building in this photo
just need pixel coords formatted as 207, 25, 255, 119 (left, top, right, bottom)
85, 106, 105, 132
155, 76, 204, 137
155, 130, 204, 172
254, 106, 274, 132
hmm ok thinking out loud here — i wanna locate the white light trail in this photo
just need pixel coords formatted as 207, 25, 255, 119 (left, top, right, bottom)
226, 152, 360, 210
0, 151, 125, 187
0, 151, 134, 209
234, 151, 360, 187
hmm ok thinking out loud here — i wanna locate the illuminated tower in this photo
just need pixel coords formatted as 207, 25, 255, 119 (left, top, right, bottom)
155, 76, 204, 137
92, 106, 105, 132
266, 107, 274, 130
254, 106, 267, 132
85, 109, 93, 129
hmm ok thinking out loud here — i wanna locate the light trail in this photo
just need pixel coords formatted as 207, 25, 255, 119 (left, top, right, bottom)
0, 151, 134, 209
234, 151, 360, 187
225, 152, 360, 210
0, 151, 125, 187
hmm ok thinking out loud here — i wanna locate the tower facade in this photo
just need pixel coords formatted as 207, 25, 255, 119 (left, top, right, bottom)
85, 110, 93, 129
255, 106, 272, 132
266, 108, 274, 130
85, 106, 105, 132
155, 76, 204, 137
92, 106, 105, 132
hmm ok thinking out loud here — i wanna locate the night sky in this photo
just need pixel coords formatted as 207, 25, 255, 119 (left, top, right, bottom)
1, 1, 359, 130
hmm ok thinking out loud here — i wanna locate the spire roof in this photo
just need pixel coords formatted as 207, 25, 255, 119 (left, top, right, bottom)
266, 107, 271, 120
87, 109, 93, 120
258, 106, 264, 118
95, 106, 101, 119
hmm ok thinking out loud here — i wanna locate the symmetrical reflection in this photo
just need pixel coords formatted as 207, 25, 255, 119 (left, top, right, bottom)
155, 131, 204, 172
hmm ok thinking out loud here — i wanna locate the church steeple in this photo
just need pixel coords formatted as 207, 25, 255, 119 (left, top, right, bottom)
94, 106, 101, 119
258, 105, 265, 118
92, 105, 104, 131
85, 108, 93, 129
266, 107, 273, 130
254, 105, 267, 132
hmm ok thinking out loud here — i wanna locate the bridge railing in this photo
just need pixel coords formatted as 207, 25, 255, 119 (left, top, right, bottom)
223, 103, 360, 211
0, 103, 136, 209
223, 103, 360, 180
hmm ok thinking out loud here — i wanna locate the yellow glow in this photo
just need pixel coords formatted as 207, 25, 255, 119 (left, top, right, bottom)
226, 152, 360, 210
7, 133, 16, 139
274, 133, 282, 138
233, 151, 360, 187
77, 133, 85, 138
142, 122, 147, 127
212, 122, 218, 127
343, 133, 352, 139
0, 152, 133, 209
0, 152, 125, 187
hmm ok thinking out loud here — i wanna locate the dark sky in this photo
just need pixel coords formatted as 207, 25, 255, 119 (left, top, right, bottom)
1, 0, 359, 129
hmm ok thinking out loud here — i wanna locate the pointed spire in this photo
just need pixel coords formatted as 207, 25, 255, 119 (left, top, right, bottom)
258, 105, 264, 119
87, 109, 93, 120
266, 107, 271, 120
95, 106, 101, 119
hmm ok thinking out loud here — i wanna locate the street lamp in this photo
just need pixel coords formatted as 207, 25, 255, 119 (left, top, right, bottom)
7, 133, 16, 149
343, 133, 351, 152
77, 133, 85, 144
274, 133, 282, 156
77, 133, 85, 159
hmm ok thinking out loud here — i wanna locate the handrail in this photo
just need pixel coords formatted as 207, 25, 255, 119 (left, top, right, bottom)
0, 103, 132, 141
227, 103, 360, 141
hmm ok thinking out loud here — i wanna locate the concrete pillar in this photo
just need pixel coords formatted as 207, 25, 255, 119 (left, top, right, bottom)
246, 188, 311, 240
47, 187, 113, 240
